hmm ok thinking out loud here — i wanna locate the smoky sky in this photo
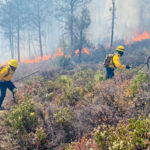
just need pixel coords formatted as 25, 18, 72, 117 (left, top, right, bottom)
88, 0, 150, 46
0, 0, 150, 62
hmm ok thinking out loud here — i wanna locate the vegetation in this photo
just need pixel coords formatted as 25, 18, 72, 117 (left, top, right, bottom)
95, 117, 150, 150
0, 63, 149, 149
0, 0, 150, 149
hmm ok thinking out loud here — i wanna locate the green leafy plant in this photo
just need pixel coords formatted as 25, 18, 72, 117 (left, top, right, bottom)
94, 116, 150, 150
129, 71, 148, 97
54, 106, 74, 126
94, 70, 105, 82
4, 100, 38, 134
36, 128, 47, 142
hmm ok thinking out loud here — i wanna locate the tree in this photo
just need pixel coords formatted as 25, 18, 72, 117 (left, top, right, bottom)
54, 0, 90, 55
12, 0, 29, 62
0, 0, 29, 62
0, 0, 15, 58
29, 0, 52, 57
110, 0, 115, 48
74, 8, 91, 62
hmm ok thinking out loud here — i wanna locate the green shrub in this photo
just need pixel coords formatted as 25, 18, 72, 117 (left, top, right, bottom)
56, 56, 71, 69
32, 88, 38, 95
36, 128, 47, 142
130, 71, 148, 97
94, 70, 105, 82
55, 75, 82, 106
57, 75, 73, 88
54, 106, 74, 126
46, 80, 56, 92
73, 69, 94, 83
44, 92, 53, 101
94, 116, 150, 150
4, 100, 38, 134
57, 85, 84, 106
85, 81, 94, 92
26, 80, 32, 85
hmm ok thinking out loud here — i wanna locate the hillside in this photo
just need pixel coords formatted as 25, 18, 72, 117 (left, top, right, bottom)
0, 61, 149, 150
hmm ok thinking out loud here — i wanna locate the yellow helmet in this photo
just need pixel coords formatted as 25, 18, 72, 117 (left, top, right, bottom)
8, 59, 19, 68
116, 45, 125, 52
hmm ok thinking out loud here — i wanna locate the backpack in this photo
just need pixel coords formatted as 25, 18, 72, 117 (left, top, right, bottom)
103, 54, 114, 67
0, 65, 10, 78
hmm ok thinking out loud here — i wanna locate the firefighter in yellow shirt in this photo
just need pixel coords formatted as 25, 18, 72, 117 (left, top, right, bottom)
105, 45, 130, 79
0, 59, 19, 110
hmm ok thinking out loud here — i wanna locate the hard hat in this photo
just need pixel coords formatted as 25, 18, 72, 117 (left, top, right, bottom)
8, 59, 19, 68
116, 45, 125, 52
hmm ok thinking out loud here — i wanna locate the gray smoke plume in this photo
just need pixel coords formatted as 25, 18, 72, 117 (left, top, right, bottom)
88, 0, 150, 46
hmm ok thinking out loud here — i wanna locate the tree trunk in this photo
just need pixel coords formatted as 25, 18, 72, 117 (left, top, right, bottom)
37, 1, 43, 57
17, 17, 20, 62
28, 32, 31, 56
79, 30, 83, 63
110, 0, 115, 48
10, 36, 14, 59
9, 5, 14, 59
9, 30, 14, 59
70, 1, 74, 55
38, 21, 43, 57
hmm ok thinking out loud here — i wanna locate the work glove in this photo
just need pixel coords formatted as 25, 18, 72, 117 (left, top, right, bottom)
126, 65, 131, 69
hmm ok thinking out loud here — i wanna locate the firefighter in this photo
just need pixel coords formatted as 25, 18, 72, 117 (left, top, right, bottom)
105, 45, 130, 79
0, 59, 19, 110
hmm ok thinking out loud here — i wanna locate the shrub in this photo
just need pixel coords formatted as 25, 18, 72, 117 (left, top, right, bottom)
56, 56, 71, 69
44, 92, 53, 101
26, 80, 32, 85
36, 128, 47, 142
54, 106, 74, 127
94, 116, 150, 150
57, 75, 73, 88
94, 70, 105, 82
4, 100, 38, 134
129, 71, 148, 97
73, 69, 94, 84
57, 85, 85, 107
46, 80, 56, 92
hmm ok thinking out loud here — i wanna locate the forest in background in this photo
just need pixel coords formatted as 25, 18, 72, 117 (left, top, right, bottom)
0, 0, 150, 150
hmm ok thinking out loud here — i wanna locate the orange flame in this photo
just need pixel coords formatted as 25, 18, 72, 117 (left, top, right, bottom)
21, 54, 51, 64
75, 48, 90, 56
82, 48, 90, 55
1, 47, 90, 65
133, 30, 150, 42
125, 30, 150, 45
20, 48, 71, 64
52, 48, 64, 59
75, 49, 79, 55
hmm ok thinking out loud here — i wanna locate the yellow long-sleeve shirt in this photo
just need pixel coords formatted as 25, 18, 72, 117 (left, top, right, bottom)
0, 66, 14, 81
108, 53, 126, 69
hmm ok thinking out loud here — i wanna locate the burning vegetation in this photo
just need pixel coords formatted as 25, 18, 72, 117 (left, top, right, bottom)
0, 0, 150, 150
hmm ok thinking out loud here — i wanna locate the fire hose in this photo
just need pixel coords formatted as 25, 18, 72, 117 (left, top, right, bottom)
134, 56, 150, 73
13, 70, 40, 82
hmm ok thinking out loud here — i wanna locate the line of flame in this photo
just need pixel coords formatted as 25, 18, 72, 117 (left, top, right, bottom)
125, 30, 150, 45
20, 47, 90, 64
0, 47, 90, 65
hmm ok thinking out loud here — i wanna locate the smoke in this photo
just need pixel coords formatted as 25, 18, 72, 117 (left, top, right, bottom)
0, 0, 150, 63
88, 0, 149, 46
